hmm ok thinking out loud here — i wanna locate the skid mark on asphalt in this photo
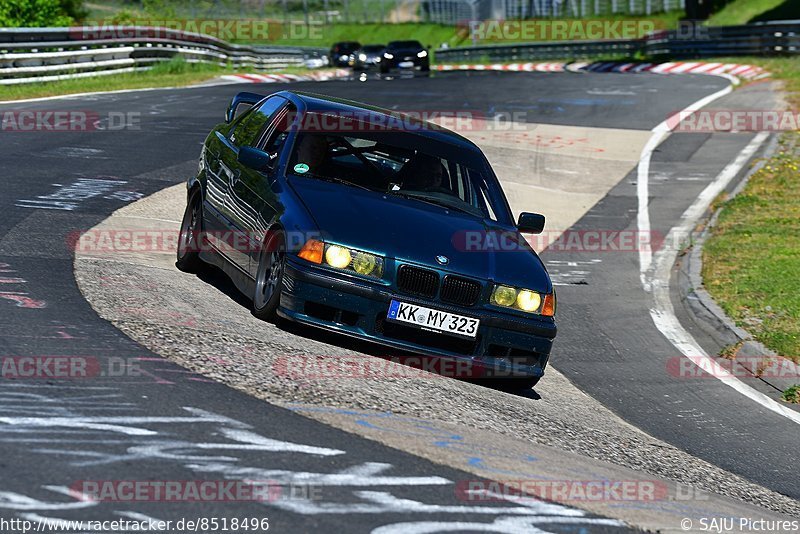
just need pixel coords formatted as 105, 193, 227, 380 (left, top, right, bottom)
15, 177, 140, 211
546, 259, 602, 286
0, 262, 46, 309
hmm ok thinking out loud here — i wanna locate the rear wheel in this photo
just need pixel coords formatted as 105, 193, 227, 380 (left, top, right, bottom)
176, 188, 204, 273
253, 231, 285, 322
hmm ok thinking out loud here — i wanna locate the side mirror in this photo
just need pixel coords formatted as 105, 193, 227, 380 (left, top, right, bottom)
225, 91, 265, 123
238, 146, 273, 171
517, 212, 545, 234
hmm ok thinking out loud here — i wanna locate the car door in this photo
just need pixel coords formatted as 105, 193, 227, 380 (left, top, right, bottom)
214, 96, 287, 272
231, 104, 294, 278
203, 116, 247, 253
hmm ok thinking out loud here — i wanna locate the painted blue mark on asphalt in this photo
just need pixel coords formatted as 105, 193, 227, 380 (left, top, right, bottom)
355, 419, 380, 428
354, 419, 463, 440
287, 406, 396, 418
291, 407, 650, 485
486, 103, 567, 113
537, 97, 635, 106
605, 501, 715, 515
466, 457, 548, 478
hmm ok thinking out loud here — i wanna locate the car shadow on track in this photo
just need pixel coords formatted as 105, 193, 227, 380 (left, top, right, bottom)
194, 263, 542, 400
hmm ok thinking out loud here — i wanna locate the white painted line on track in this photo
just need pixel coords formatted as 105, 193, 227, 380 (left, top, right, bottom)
636, 83, 735, 289
635, 77, 800, 424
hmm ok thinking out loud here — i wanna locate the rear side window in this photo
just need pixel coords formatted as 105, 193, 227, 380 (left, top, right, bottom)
230, 96, 286, 148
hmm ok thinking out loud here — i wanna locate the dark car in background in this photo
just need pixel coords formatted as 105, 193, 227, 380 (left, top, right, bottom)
329, 41, 361, 67
352, 44, 386, 70
178, 90, 556, 388
380, 40, 429, 73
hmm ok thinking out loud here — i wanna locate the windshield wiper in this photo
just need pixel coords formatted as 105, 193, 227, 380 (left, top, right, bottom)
309, 174, 373, 191
390, 191, 475, 215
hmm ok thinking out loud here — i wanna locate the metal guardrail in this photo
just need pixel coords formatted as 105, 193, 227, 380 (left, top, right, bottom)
434, 39, 642, 62
435, 20, 800, 63
0, 27, 327, 85
644, 20, 800, 58
3, 20, 798, 85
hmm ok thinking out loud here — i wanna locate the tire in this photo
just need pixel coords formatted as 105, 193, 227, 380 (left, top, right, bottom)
380, 64, 390, 74
252, 231, 286, 322
176, 188, 204, 273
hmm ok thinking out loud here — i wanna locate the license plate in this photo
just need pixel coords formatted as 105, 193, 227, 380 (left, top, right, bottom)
387, 300, 479, 338
398, 61, 414, 68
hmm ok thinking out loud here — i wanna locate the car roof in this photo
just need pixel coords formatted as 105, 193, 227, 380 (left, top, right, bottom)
276, 90, 481, 153
387, 40, 423, 47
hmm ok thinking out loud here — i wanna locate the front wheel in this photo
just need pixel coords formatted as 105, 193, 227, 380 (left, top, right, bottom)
176, 188, 204, 273
252, 231, 285, 322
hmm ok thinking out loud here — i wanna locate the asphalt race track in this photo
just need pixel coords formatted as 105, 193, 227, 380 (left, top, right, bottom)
0, 70, 797, 531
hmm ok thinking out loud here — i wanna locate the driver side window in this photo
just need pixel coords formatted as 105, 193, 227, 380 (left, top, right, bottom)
261, 104, 296, 154
229, 96, 286, 148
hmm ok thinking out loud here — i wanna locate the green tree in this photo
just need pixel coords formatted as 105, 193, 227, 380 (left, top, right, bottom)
685, 0, 734, 19
0, 0, 87, 27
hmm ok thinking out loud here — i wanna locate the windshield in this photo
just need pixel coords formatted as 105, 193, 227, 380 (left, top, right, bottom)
333, 42, 360, 52
387, 41, 422, 49
288, 132, 503, 221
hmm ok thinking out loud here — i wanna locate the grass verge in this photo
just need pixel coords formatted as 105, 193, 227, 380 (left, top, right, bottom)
783, 385, 800, 403
707, 0, 800, 26
78, 13, 686, 49
701, 55, 800, 402
0, 58, 318, 102
702, 133, 800, 368
270, 22, 465, 48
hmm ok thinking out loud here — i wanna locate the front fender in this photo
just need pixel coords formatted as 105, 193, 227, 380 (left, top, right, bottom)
273, 184, 322, 255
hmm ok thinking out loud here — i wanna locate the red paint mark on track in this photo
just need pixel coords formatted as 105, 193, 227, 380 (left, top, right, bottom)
0, 292, 47, 309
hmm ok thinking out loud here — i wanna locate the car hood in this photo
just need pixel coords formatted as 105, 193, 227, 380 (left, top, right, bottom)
289, 176, 552, 293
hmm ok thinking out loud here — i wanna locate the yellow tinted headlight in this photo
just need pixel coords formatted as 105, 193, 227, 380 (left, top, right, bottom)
325, 245, 351, 269
321, 244, 384, 278
516, 290, 542, 312
352, 251, 378, 275
492, 285, 517, 307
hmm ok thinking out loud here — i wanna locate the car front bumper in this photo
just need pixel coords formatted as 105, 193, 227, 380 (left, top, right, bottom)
381, 57, 429, 70
277, 258, 557, 380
